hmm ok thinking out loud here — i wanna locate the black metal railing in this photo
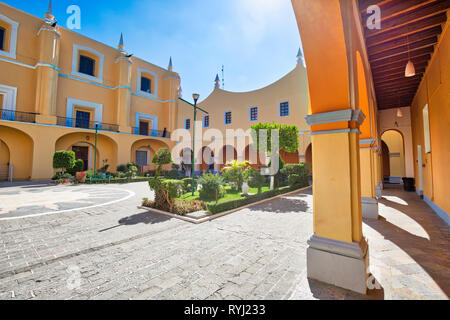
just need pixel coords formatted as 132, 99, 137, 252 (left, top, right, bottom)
0, 109, 38, 123
57, 117, 120, 132
132, 127, 171, 139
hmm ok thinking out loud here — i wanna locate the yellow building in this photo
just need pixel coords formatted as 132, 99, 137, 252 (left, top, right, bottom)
0, 2, 181, 181
176, 50, 311, 174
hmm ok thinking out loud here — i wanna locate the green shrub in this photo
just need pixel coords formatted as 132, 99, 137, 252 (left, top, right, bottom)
125, 165, 138, 178
182, 178, 197, 194
164, 169, 182, 180
117, 164, 127, 173
171, 199, 207, 216
152, 148, 173, 176
198, 173, 225, 201
67, 159, 84, 176
148, 177, 183, 212
221, 160, 247, 192
53, 151, 75, 174
281, 164, 309, 188
243, 167, 267, 194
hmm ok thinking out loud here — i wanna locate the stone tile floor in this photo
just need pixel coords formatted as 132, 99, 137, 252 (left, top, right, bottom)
0, 182, 448, 300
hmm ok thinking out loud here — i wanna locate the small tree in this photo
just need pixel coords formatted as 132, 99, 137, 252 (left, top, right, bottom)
222, 160, 248, 192
68, 159, 84, 176
152, 148, 173, 176
198, 173, 225, 203
243, 167, 266, 194
148, 177, 183, 212
53, 151, 75, 174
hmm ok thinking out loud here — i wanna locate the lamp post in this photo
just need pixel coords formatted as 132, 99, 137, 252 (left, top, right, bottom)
192, 93, 200, 196
94, 122, 99, 177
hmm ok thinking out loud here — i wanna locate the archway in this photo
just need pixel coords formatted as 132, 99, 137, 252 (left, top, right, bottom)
220, 145, 237, 170
305, 143, 312, 174
199, 146, 215, 173
0, 125, 34, 180
131, 139, 170, 174
381, 130, 406, 184
280, 149, 300, 164
0, 139, 10, 181
244, 144, 264, 169
55, 132, 117, 173
381, 141, 390, 181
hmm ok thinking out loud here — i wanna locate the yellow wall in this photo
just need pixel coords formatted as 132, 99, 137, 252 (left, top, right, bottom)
411, 15, 450, 215
0, 125, 33, 180
0, 138, 10, 165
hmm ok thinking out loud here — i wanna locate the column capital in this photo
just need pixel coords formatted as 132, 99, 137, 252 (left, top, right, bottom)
305, 109, 366, 126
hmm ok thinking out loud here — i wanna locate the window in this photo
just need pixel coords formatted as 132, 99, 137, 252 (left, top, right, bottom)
0, 27, 4, 51
203, 115, 210, 128
141, 77, 152, 93
185, 119, 191, 130
136, 151, 148, 166
249, 107, 258, 121
224, 111, 232, 125
79, 55, 96, 77
279, 102, 289, 117
139, 121, 149, 136
75, 111, 90, 128
423, 105, 431, 154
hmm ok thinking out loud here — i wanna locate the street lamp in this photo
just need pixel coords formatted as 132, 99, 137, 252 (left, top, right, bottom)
94, 122, 99, 177
192, 93, 200, 195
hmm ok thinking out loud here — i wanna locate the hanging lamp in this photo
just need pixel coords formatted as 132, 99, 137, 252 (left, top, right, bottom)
405, 34, 416, 77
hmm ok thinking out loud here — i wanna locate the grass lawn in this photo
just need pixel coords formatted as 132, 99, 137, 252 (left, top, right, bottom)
180, 185, 272, 205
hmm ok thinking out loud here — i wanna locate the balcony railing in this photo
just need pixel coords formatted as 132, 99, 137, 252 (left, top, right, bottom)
57, 117, 120, 132
132, 127, 171, 139
0, 109, 38, 123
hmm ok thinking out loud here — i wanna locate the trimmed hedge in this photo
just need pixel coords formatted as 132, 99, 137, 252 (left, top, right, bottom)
207, 185, 307, 214
85, 177, 150, 184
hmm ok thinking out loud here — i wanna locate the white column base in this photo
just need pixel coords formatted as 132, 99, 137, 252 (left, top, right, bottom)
307, 235, 369, 295
362, 197, 379, 220
375, 184, 382, 199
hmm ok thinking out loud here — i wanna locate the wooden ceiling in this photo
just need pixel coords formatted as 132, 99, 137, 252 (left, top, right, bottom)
359, 0, 450, 110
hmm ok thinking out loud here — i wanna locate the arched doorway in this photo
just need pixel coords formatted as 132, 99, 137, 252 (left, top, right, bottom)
244, 144, 264, 168
381, 130, 405, 184
131, 139, 170, 174
179, 148, 193, 176
0, 139, 10, 181
199, 146, 215, 173
55, 133, 117, 173
305, 143, 312, 174
220, 145, 237, 170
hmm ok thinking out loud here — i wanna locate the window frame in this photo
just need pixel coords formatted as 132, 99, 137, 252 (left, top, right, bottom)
0, 14, 19, 59
249, 106, 258, 122
78, 55, 96, 77
136, 150, 150, 166
137, 68, 158, 99
0, 26, 5, 51
185, 118, 191, 130
71, 44, 104, 83
203, 115, 210, 128
224, 111, 232, 125
140, 76, 152, 94
279, 101, 290, 117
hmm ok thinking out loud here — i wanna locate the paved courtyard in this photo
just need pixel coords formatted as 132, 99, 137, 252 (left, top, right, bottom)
0, 182, 448, 300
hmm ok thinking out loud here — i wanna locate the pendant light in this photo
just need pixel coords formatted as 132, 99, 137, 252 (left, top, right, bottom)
397, 108, 404, 118
405, 34, 416, 77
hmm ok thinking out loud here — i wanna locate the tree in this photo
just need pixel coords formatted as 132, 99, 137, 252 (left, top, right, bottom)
222, 160, 248, 192
152, 148, 173, 176
250, 123, 299, 154
53, 151, 76, 174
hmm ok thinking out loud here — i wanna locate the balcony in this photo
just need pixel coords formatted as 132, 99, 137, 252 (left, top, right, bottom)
0, 109, 38, 124
132, 127, 171, 139
57, 117, 120, 133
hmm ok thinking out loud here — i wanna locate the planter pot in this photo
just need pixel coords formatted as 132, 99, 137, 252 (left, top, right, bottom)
76, 172, 87, 183
402, 177, 416, 192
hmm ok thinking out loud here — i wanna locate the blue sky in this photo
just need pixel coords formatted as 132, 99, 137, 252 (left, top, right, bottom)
5, 0, 302, 102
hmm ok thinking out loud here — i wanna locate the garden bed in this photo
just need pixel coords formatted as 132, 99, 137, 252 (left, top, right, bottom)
140, 185, 311, 224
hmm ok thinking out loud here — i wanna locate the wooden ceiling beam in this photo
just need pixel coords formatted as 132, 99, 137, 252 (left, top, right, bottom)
372, 62, 428, 77
365, 13, 447, 47
368, 25, 442, 56
371, 54, 431, 71
370, 47, 434, 68
362, 0, 437, 23
373, 70, 425, 84
369, 36, 438, 62
375, 78, 422, 89
359, 0, 392, 12
364, 0, 449, 36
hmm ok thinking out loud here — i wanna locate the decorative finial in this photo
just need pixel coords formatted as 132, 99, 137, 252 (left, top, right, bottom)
297, 47, 305, 66
118, 33, 125, 51
178, 86, 183, 98
44, 0, 57, 26
215, 74, 220, 88
168, 57, 173, 71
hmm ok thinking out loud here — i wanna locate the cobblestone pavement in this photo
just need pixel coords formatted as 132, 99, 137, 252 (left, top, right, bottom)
0, 182, 448, 300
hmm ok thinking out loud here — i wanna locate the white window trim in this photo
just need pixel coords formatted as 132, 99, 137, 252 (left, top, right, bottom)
0, 84, 17, 111
71, 44, 104, 83
66, 98, 103, 127
136, 149, 151, 166
137, 68, 158, 99
0, 14, 19, 59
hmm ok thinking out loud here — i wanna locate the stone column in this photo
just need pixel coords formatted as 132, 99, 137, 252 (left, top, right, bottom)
115, 55, 132, 133
360, 139, 379, 220
306, 109, 369, 294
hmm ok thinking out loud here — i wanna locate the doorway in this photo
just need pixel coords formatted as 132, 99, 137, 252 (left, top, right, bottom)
72, 146, 89, 171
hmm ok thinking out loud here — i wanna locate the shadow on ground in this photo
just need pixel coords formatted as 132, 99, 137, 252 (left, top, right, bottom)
99, 210, 171, 232
365, 184, 450, 297
249, 192, 311, 214
308, 278, 384, 300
